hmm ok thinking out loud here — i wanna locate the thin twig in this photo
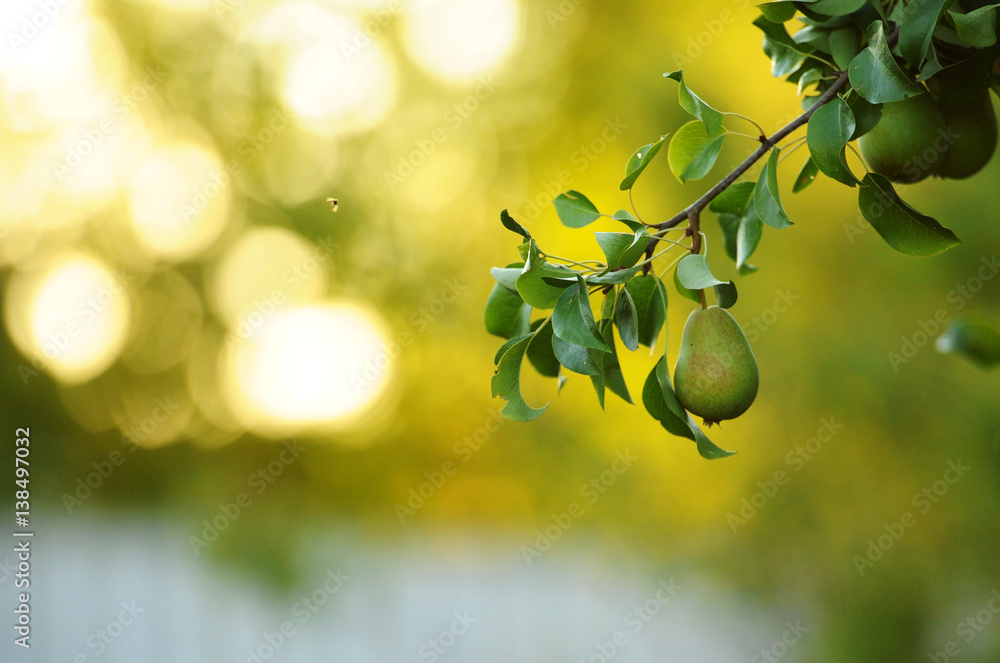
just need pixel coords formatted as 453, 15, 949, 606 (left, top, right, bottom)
541, 253, 604, 271
629, 188, 645, 224
729, 131, 765, 142
723, 112, 767, 138
638, 28, 899, 276
657, 71, 851, 229
656, 250, 688, 280
641, 71, 850, 273
778, 140, 808, 164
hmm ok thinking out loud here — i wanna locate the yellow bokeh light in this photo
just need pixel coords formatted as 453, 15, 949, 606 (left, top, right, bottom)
246, 1, 396, 137
224, 302, 392, 435
401, 0, 519, 82
4, 253, 131, 384
127, 142, 232, 260
210, 226, 330, 331
0, 8, 126, 129
50, 82, 160, 206
138, 0, 215, 15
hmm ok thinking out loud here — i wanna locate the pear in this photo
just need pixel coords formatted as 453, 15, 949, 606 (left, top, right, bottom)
674, 306, 759, 425
937, 93, 997, 180
858, 94, 946, 183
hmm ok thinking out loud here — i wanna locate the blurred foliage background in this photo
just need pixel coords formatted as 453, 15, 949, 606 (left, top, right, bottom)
1, 0, 999, 660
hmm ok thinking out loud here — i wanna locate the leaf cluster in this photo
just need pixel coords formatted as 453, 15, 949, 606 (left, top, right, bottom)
485, 0, 1000, 458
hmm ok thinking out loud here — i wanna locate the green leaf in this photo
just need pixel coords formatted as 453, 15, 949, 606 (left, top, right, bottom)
918, 41, 945, 82
764, 35, 809, 77
792, 155, 820, 192
595, 233, 635, 266
710, 181, 757, 215
948, 4, 1000, 48
718, 213, 741, 263
601, 290, 616, 321
673, 268, 702, 304
588, 266, 642, 285
714, 281, 739, 309
809, 0, 868, 15
663, 70, 724, 135
754, 15, 816, 64
899, 0, 950, 67
490, 264, 522, 291
595, 230, 651, 268
590, 374, 606, 408
642, 357, 695, 438
795, 2, 834, 22
552, 335, 603, 375
738, 204, 764, 270
499, 209, 530, 239
491, 336, 548, 421
931, 20, 971, 48
936, 317, 1000, 367
540, 276, 578, 289
806, 95, 859, 186
677, 254, 727, 290
857, 173, 960, 256
485, 283, 531, 339
753, 14, 805, 51
616, 288, 639, 352
626, 275, 667, 349
850, 21, 925, 103
516, 241, 530, 261
552, 278, 611, 352
797, 68, 825, 96
595, 321, 632, 405
515, 241, 581, 309
612, 209, 644, 232
847, 94, 882, 139
792, 26, 832, 53
829, 25, 862, 70
758, 1, 797, 23
620, 136, 668, 191
655, 361, 736, 460
517, 269, 566, 311
526, 319, 561, 378
642, 357, 736, 459
667, 122, 727, 182
716, 209, 759, 274
753, 148, 794, 229
554, 190, 601, 228
494, 333, 528, 365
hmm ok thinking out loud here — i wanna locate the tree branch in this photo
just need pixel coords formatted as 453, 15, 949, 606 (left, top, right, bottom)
641, 69, 850, 274
639, 26, 900, 277
664, 70, 850, 229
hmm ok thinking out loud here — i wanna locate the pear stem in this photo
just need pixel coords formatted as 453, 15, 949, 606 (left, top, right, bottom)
687, 209, 709, 309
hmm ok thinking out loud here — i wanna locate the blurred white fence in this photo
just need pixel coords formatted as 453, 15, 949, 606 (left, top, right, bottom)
0, 515, 794, 662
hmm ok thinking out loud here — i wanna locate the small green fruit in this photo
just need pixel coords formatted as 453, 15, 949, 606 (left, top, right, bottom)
937, 93, 997, 180
674, 306, 759, 425
859, 94, 946, 183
